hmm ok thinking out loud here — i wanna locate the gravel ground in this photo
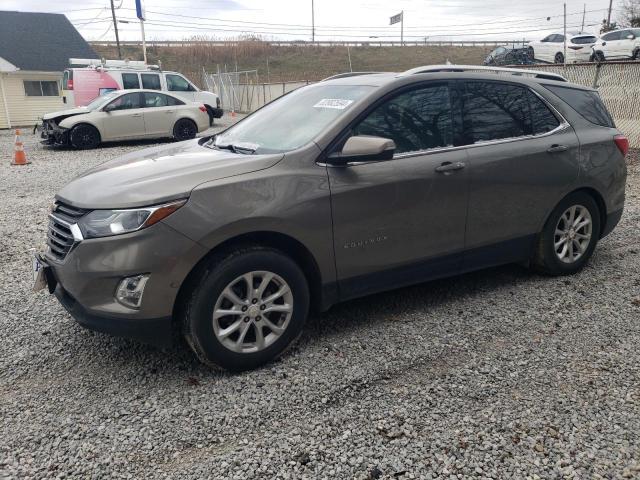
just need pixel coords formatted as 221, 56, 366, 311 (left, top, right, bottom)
0, 126, 639, 479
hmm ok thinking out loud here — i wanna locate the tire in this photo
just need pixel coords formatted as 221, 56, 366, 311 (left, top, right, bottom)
182, 246, 310, 371
69, 124, 100, 149
634, 49, 640, 60
528, 47, 535, 61
532, 192, 601, 276
205, 106, 215, 126
594, 51, 606, 62
173, 118, 197, 141
554, 52, 564, 64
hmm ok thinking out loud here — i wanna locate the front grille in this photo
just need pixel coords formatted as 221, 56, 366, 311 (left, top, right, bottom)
47, 202, 89, 261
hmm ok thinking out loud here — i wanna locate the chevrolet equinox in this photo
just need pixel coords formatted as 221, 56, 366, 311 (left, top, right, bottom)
35, 66, 628, 371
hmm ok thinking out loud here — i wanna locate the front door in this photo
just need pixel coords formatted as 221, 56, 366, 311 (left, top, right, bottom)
327, 83, 469, 299
458, 80, 580, 270
101, 92, 145, 140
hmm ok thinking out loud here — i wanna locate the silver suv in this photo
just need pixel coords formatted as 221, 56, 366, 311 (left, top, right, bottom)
36, 66, 628, 371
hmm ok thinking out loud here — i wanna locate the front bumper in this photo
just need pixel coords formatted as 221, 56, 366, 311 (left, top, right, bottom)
44, 220, 208, 345
38, 120, 70, 146
55, 284, 174, 347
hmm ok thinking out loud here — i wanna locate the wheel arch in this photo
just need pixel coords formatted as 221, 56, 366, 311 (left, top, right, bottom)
173, 230, 326, 322
67, 121, 103, 144
539, 187, 607, 237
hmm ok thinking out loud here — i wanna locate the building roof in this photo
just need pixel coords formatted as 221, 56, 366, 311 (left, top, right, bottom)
0, 11, 98, 72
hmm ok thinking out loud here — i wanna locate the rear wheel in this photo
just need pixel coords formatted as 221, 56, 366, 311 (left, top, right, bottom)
69, 124, 100, 149
532, 192, 601, 276
173, 118, 197, 141
554, 52, 564, 64
182, 246, 310, 371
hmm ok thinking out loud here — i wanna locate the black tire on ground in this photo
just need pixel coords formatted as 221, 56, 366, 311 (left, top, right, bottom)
531, 192, 601, 276
182, 246, 310, 371
69, 124, 100, 149
595, 51, 606, 62
205, 106, 215, 126
173, 118, 197, 141
634, 49, 640, 60
528, 47, 535, 61
554, 52, 564, 64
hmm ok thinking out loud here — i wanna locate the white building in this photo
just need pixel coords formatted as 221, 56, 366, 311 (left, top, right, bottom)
0, 10, 99, 128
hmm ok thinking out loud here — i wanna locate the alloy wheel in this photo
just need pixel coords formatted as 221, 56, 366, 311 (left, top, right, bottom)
553, 205, 593, 264
212, 271, 294, 353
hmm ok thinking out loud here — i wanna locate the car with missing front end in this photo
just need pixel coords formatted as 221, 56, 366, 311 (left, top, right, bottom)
35, 65, 628, 371
39, 89, 210, 149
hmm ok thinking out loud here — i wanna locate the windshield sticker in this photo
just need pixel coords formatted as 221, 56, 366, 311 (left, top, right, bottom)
313, 98, 354, 110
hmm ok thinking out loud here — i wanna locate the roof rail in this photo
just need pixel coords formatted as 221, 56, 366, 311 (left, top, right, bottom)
401, 64, 568, 82
322, 71, 384, 81
68, 58, 161, 71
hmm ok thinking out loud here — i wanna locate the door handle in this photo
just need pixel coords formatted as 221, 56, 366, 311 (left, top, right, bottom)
131, 113, 142, 118
547, 144, 568, 153
165, 110, 175, 114
435, 161, 466, 173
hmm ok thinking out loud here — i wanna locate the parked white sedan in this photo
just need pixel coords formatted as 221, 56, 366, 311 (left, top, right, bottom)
40, 89, 210, 149
528, 32, 599, 64
593, 28, 640, 61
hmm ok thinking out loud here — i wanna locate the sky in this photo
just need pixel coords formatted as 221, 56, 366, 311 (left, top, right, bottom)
1, 0, 621, 42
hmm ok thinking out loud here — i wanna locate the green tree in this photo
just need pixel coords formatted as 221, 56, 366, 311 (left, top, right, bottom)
622, 0, 640, 27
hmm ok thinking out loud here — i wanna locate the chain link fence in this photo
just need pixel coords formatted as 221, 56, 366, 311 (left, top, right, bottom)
519, 62, 640, 147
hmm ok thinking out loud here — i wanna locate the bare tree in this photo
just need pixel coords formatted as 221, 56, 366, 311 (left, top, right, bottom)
621, 0, 640, 27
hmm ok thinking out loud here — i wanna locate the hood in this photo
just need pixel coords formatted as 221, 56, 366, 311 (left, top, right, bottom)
56, 140, 284, 209
43, 107, 90, 121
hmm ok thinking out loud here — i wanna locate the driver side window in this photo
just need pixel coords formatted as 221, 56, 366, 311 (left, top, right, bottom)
107, 93, 142, 111
353, 84, 453, 155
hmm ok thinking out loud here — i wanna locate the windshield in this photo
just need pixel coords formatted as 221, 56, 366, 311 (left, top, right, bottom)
213, 84, 375, 154
86, 91, 121, 110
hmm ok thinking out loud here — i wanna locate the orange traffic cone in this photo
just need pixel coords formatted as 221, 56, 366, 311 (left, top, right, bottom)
11, 129, 30, 166
231, 110, 236, 118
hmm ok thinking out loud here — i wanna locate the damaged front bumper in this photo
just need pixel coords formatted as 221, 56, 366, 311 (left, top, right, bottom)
37, 119, 70, 146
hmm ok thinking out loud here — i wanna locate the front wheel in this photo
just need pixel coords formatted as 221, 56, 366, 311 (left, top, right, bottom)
634, 49, 640, 60
532, 192, 601, 276
528, 47, 535, 61
173, 118, 197, 141
182, 246, 310, 371
69, 124, 100, 149
554, 52, 564, 64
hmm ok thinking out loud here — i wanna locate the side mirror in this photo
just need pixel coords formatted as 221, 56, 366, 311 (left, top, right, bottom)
326, 136, 396, 166
103, 103, 116, 112
602, 41, 607, 46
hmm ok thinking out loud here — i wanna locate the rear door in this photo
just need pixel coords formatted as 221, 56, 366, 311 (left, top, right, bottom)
142, 92, 183, 136
327, 82, 470, 298
101, 92, 146, 140
458, 80, 580, 270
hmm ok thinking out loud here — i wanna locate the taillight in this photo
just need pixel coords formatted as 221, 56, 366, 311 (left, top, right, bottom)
614, 134, 629, 157
199, 105, 207, 113
67, 79, 73, 90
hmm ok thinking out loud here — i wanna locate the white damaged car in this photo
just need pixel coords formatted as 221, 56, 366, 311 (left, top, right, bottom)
39, 89, 210, 149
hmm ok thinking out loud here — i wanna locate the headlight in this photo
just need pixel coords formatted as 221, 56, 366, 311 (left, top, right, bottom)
77, 199, 186, 239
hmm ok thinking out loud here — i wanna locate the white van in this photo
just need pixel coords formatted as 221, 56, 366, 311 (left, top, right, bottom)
62, 59, 223, 124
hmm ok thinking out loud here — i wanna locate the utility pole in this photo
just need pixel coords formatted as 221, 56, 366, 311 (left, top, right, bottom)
581, 3, 586, 32
401, 10, 404, 46
109, 0, 122, 59
311, 0, 315, 43
563, 3, 567, 67
606, 0, 614, 28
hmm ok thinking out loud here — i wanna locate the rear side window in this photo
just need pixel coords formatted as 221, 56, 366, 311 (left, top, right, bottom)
544, 85, 614, 127
141, 73, 161, 90
528, 91, 561, 134
122, 73, 140, 89
572, 36, 596, 44
143, 92, 168, 107
166, 95, 185, 106
461, 81, 531, 143
354, 84, 453, 154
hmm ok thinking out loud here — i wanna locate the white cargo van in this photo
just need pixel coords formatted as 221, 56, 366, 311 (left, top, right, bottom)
62, 59, 223, 125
